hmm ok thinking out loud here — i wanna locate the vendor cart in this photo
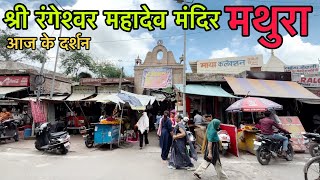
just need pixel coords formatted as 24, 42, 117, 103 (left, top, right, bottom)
92, 123, 120, 150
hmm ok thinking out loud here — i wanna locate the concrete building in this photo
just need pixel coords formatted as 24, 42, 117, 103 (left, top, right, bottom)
134, 40, 183, 94
262, 51, 286, 72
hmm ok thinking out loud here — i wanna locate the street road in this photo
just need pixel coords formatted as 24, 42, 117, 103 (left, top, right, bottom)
0, 134, 310, 180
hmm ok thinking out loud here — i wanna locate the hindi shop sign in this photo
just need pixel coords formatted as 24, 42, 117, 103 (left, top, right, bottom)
142, 68, 172, 89
284, 64, 319, 75
0, 76, 29, 87
299, 76, 320, 87
197, 55, 263, 74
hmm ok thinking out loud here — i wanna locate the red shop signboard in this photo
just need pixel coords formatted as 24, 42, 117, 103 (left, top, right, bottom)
0, 76, 30, 87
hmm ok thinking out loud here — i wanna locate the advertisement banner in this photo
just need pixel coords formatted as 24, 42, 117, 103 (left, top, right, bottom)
0, 76, 29, 87
142, 68, 172, 89
197, 55, 263, 74
278, 116, 306, 152
298, 76, 320, 87
284, 64, 319, 75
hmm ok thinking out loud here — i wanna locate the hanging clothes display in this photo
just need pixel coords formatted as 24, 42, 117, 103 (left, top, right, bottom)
30, 100, 47, 123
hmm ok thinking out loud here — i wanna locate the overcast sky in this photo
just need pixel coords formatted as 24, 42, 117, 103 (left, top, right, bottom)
1, 0, 320, 76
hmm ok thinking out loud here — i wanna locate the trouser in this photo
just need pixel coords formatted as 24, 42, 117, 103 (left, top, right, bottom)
266, 133, 289, 151
194, 160, 228, 180
139, 130, 149, 147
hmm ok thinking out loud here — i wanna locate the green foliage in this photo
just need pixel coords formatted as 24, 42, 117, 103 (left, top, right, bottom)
60, 50, 94, 78
0, 29, 48, 62
60, 50, 124, 81
92, 62, 124, 78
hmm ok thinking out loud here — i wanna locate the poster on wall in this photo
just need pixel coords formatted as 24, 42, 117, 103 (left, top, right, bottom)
196, 55, 263, 74
142, 68, 172, 89
278, 116, 306, 152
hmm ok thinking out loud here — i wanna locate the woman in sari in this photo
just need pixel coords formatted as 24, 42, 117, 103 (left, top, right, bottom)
160, 110, 173, 162
168, 115, 195, 170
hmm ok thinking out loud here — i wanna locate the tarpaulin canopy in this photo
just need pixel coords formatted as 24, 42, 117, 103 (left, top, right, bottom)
98, 93, 145, 110
174, 84, 238, 98
14, 95, 68, 102
151, 93, 166, 102
120, 90, 156, 106
65, 93, 94, 101
297, 99, 320, 104
86, 93, 112, 101
0, 87, 28, 98
225, 77, 320, 99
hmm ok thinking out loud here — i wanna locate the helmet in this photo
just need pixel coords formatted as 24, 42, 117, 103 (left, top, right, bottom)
183, 117, 189, 122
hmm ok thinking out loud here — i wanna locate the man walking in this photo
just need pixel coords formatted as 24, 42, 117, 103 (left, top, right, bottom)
193, 115, 228, 180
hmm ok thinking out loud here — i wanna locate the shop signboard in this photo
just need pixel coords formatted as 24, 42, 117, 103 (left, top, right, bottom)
278, 116, 306, 152
0, 76, 29, 87
142, 68, 172, 89
298, 76, 320, 87
284, 64, 319, 75
196, 55, 263, 74
97, 86, 118, 94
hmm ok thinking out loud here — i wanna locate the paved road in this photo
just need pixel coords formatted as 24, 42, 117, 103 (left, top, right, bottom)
0, 133, 312, 180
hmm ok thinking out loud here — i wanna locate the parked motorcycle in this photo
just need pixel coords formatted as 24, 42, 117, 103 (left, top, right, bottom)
253, 133, 294, 165
218, 130, 230, 156
80, 125, 94, 148
0, 119, 20, 143
302, 132, 320, 157
35, 122, 71, 154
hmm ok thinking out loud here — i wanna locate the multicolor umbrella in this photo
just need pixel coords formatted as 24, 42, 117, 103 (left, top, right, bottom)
226, 97, 283, 112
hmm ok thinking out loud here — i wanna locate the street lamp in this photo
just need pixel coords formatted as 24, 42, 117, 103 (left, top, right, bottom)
175, 0, 194, 117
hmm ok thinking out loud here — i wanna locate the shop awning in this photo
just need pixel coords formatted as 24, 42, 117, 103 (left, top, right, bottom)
0, 87, 28, 98
86, 93, 112, 101
17, 96, 68, 102
120, 90, 156, 106
298, 99, 320, 104
174, 84, 238, 98
225, 77, 320, 99
65, 93, 94, 101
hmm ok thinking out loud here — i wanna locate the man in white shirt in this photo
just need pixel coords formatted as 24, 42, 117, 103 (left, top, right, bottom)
193, 111, 203, 125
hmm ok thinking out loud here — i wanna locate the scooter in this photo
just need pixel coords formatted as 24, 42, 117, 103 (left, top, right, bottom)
218, 130, 231, 156
35, 122, 71, 154
80, 125, 94, 148
0, 119, 20, 143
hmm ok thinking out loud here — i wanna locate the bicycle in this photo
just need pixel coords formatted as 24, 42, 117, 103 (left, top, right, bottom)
304, 156, 320, 180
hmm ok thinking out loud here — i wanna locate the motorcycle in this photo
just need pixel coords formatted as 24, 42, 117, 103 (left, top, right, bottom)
80, 125, 94, 148
0, 119, 20, 143
302, 132, 320, 157
218, 130, 230, 156
253, 133, 294, 165
34, 122, 71, 154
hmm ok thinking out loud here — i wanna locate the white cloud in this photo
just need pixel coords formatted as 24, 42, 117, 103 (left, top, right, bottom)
254, 35, 320, 65
0, 0, 174, 76
209, 48, 238, 59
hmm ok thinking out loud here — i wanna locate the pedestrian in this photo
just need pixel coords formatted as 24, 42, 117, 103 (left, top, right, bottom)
193, 110, 204, 125
155, 111, 162, 130
160, 110, 173, 162
193, 115, 228, 180
170, 110, 176, 127
136, 111, 149, 149
168, 115, 196, 170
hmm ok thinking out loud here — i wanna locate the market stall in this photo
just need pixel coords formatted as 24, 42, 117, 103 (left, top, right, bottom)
226, 97, 283, 155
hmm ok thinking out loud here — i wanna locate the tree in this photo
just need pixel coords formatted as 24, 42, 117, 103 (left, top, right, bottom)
60, 50, 94, 79
78, 72, 92, 79
92, 62, 124, 78
0, 29, 48, 62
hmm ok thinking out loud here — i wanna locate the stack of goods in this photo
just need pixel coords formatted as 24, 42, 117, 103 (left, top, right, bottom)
100, 117, 121, 125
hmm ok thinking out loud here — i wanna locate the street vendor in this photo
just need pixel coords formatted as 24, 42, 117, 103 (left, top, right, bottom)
0, 108, 12, 122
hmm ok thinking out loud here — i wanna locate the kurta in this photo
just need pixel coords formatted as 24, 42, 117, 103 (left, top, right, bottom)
160, 117, 172, 160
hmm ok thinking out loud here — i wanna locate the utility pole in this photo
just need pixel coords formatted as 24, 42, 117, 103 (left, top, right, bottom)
50, 28, 63, 99
118, 65, 124, 93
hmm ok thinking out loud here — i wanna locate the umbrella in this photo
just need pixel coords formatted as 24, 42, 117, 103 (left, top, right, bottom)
226, 97, 283, 112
